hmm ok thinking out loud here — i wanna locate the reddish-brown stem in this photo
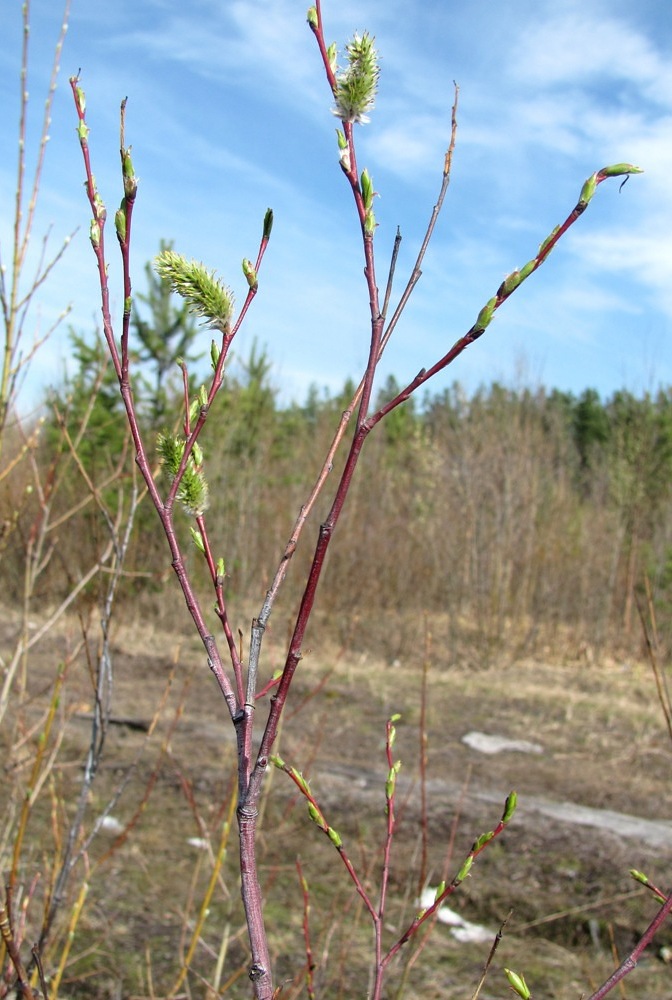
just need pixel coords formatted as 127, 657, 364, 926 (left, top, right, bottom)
371, 719, 399, 996
382, 805, 512, 972
296, 859, 316, 1000
275, 761, 378, 923
310, 1, 337, 95
418, 621, 431, 895
366, 178, 615, 434
585, 891, 672, 1000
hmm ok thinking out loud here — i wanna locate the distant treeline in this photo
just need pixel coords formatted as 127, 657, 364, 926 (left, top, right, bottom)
4, 236, 672, 661
3, 319, 670, 663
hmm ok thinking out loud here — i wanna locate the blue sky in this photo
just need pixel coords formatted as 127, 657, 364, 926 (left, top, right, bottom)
2, 0, 671, 414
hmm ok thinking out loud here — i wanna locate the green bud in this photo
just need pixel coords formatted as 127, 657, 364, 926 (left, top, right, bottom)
306, 6, 318, 29
629, 869, 649, 885
598, 162, 644, 178
539, 225, 561, 257
472, 830, 494, 852
198, 383, 208, 407
336, 129, 348, 150
216, 557, 225, 579
578, 171, 598, 208
210, 340, 221, 371
77, 119, 89, 142
499, 270, 523, 297
327, 826, 342, 848
290, 767, 310, 795
474, 296, 497, 332
93, 191, 107, 222
326, 41, 338, 74
192, 441, 204, 467
242, 258, 258, 290
122, 146, 138, 198
360, 168, 374, 209
434, 881, 446, 902
456, 855, 473, 882
89, 219, 101, 248
263, 207, 274, 240
269, 754, 285, 769
519, 259, 537, 281
502, 790, 517, 823
190, 527, 205, 553
75, 84, 86, 115
385, 761, 401, 800
188, 396, 200, 425
308, 802, 323, 826
114, 203, 127, 243
504, 969, 531, 999
364, 208, 376, 234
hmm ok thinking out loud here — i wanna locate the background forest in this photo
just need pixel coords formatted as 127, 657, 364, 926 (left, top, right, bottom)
3, 250, 671, 663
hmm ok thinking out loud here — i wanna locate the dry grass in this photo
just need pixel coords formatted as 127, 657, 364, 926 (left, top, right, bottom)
2, 606, 672, 998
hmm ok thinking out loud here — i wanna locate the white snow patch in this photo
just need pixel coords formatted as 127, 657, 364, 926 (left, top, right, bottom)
99, 815, 124, 835
462, 731, 544, 755
418, 888, 494, 944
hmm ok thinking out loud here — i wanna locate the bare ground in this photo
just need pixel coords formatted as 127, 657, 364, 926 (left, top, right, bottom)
3, 608, 672, 998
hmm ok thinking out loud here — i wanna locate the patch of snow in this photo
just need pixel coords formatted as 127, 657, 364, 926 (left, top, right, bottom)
99, 815, 124, 835
187, 837, 209, 850
462, 731, 543, 755
418, 888, 494, 944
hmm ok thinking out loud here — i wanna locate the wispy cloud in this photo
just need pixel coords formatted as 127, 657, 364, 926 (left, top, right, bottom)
4, 0, 671, 411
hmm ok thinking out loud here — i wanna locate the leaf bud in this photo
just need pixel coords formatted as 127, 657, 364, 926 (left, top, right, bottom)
263, 207, 274, 240
456, 855, 473, 882
242, 257, 258, 290
472, 830, 494, 851
191, 441, 204, 467
114, 204, 126, 243
75, 83, 86, 115
474, 296, 497, 333
360, 168, 375, 209
89, 219, 101, 248
578, 171, 598, 208
190, 527, 205, 553
505, 969, 531, 999
306, 6, 318, 29
308, 802, 323, 826
502, 790, 517, 823
598, 162, 644, 178
539, 225, 560, 257
122, 146, 138, 198
327, 826, 342, 848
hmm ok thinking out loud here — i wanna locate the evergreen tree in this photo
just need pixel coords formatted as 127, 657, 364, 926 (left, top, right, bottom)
132, 239, 202, 427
